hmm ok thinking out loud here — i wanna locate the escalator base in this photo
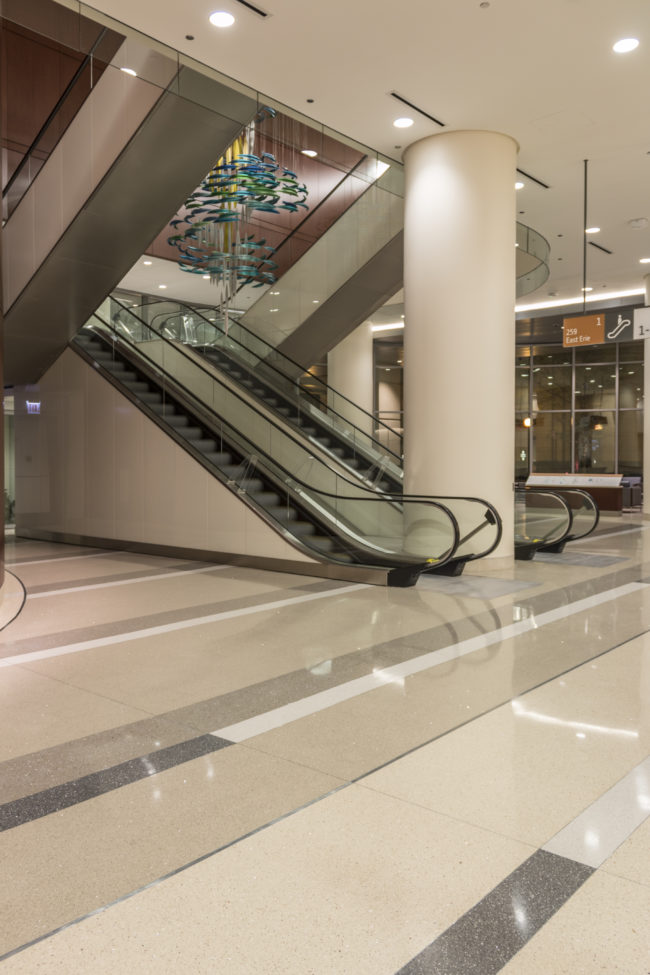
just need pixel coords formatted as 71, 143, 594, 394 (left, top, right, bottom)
14, 528, 419, 588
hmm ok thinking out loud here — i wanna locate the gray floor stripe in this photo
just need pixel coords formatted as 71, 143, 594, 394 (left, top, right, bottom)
24, 561, 218, 596
5, 550, 110, 566
0, 580, 341, 659
534, 551, 627, 567
395, 850, 594, 975
0, 734, 233, 833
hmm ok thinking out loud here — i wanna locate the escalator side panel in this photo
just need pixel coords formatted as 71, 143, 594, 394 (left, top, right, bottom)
3, 68, 257, 384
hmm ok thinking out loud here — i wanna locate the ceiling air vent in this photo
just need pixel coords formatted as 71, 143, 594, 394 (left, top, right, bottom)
232, 0, 268, 17
589, 241, 613, 255
389, 92, 445, 127
516, 167, 550, 189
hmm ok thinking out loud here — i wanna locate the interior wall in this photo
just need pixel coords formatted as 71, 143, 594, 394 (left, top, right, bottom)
13, 347, 315, 565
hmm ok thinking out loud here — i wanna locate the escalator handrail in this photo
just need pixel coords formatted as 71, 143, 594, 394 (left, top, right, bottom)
121, 294, 403, 459
519, 489, 574, 548
529, 487, 600, 542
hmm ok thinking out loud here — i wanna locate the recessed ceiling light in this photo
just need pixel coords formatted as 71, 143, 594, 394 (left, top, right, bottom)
515, 181, 524, 189
585, 227, 600, 234
613, 37, 639, 53
270, 308, 279, 312
640, 258, 650, 263
393, 117, 414, 128
581, 287, 593, 292
120, 67, 137, 77
312, 299, 319, 303
202, 274, 210, 279
270, 290, 280, 295
143, 260, 152, 265
301, 149, 318, 157
158, 284, 167, 289
209, 10, 235, 27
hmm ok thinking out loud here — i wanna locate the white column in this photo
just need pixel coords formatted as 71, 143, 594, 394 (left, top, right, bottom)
327, 322, 374, 436
643, 274, 650, 520
403, 130, 517, 560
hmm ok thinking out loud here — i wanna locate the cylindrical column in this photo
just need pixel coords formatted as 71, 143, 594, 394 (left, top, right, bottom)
643, 274, 650, 519
403, 130, 517, 559
327, 322, 374, 436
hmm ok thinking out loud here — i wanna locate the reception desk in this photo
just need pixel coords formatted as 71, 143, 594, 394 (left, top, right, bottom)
526, 473, 624, 511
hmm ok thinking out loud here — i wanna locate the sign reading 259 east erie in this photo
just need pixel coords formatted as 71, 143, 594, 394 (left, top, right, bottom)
562, 307, 650, 348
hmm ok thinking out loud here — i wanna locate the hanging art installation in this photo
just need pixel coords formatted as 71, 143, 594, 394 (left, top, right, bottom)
168, 106, 309, 327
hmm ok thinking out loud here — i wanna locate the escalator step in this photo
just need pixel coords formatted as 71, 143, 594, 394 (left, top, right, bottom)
181, 427, 203, 440
288, 521, 316, 536
136, 391, 163, 404
123, 381, 150, 393
164, 414, 189, 427
306, 535, 335, 551
249, 491, 282, 506
266, 506, 299, 522
193, 439, 218, 452
220, 464, 243, 477
107, 368, 138, 382
203, 452, 233, 465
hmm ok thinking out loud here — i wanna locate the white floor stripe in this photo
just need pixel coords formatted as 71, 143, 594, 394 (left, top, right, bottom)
26, 564, 229, 599
211, 581, 648, 742
543, 756, 650, 868
6, 551, 112, 567
0, 584, 368, 668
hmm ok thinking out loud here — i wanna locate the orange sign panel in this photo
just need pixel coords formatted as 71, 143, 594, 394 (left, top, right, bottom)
563, 314, 605, 347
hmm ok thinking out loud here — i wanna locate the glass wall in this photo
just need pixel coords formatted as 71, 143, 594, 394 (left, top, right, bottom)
515, 340, 644, 476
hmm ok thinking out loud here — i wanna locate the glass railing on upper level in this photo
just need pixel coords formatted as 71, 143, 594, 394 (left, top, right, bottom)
82, 299, 502, 568
2, 26, 122, 220
112, 294, 404, 484
516, 223, 551, 298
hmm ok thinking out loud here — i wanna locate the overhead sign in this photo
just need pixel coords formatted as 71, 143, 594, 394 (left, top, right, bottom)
562, 314, 604, 347
563, 307, 650, 347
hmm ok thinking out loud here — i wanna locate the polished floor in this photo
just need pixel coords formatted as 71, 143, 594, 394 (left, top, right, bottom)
0, 518, 648, 973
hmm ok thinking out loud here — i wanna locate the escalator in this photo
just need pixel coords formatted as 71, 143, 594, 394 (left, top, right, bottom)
71, 303, 503, 586
515, 489, 600, 559
110, 295, 600, 563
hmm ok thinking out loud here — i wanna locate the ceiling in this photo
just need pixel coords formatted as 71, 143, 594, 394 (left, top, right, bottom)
83, 0, 650, 308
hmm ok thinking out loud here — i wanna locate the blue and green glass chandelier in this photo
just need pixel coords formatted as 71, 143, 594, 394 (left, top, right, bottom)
168, 107, 308, 312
